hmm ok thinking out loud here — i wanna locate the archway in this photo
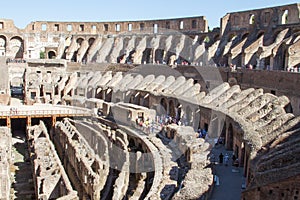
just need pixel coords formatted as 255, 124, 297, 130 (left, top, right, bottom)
10, 36, 24, 58
176, 104, 182, 121
159, 98, 168, 116
143, 94, 150, 108
0, 35, 7, 56
284, 102, 293, 114
257, 32, 264, 39
105, 89, 112, 102
95, 88, 103, 99
249, 14, 255, 25
141, 48, 152, 64
86, 86, 93, 98
48, 51, 56, 59
154, 49, 164, 64
281, 10, 289, 24
83, 37, 95, 62
241, 33, 249, 40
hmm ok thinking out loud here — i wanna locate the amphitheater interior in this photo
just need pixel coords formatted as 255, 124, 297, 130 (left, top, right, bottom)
0, 3, 300, 200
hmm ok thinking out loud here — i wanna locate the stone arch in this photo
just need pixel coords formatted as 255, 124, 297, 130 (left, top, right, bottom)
226, 123, 234, 150
129, 94, 135, 104
281, 10, 289, 24
126, 50, 136, 64
0, 35, 7, 56
241, 33, 249, 40
117, 54, 126, 63
228, 33, 237, 42
249, 14, 255, 25
61, 37, 72, 59
159, 98, 168, 116
95, 87, 103, 99
203, 36, 210, 44
213, 34, 220, 42
10, 76, 23, 87
105, 89, 112, 102
141, 48, 152, 64
83, 37, 96, 62
86, 86, 93, 98
142, 94, 150, 108
154, 49, 164, 64
284, 102, 293, 114
257, 32, 264, 39
9, 36, 24, 58
48, 50, 56, 59
176, 103, 182, 121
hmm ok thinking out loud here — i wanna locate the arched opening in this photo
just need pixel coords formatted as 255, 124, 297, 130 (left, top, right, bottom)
213, 34, 220, 42
242, 33, 249, 40
83, 37, 95, 62
48, 51, 56, 59
0, 35, 7, 56
284, 102, 293, 114
226, 123, 234, 150
257, 32, 264, 39
105, 89, 112, 102
176, 104, 182, 122
141, 48, 152, 64
117, 54, 126, 63
228, 34, 237, 42
249, 14, 255, 25
143, 94, 150, 108
169, 100, 176, 118
86, 87, 93, 98
165, 52, 176, 65
126, 50, 136, 64
154, 49, 164, 64
281, 10, 289, 24
61, 37, 72, 59
95, 88, 103, 99
159, 98, 168, 116
10, 36, 24, 58
204, 36, 210, 44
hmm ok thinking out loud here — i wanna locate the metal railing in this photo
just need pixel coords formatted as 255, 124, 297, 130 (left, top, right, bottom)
0, 106, 91, 117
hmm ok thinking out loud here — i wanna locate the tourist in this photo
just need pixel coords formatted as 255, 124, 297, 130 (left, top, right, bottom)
224, 153, 229, 166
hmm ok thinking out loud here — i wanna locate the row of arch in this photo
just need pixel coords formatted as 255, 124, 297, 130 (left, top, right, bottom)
0, 35, 24, 58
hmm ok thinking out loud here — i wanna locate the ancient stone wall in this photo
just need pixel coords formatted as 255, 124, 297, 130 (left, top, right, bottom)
1, 3, 300, 69
27, 121, 78, 199
0, 127, 11, 200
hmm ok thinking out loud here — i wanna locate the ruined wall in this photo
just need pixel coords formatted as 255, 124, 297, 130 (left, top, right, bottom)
27, 121, 78, 200
0, 127, 11, 200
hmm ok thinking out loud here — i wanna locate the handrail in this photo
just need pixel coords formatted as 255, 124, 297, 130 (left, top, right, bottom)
0, 107, 90, 117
